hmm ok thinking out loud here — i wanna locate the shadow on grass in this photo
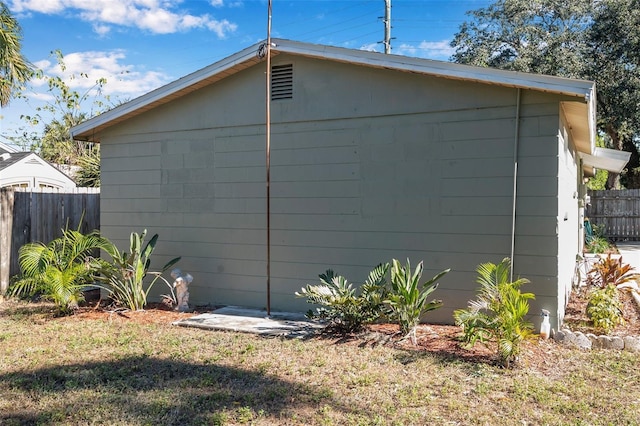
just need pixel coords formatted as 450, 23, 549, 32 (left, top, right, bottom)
0, 354, 354, 425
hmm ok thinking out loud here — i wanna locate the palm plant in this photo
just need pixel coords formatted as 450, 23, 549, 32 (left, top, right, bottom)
385, 259, 448, 343
296, 263, 389, 333
454, 258, 535, 368
0, 2, 33, 106
9, 228, 112, 314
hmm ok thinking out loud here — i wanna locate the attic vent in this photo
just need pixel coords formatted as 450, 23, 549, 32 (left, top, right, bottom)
271, 64, 293, 100
26, 158, 41, 165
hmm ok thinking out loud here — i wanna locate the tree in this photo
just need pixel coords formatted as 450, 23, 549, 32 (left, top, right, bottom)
587, 0, 640, 188
0, 1, 32, 106
12, 51, 116, 187
451, 0, 640, 189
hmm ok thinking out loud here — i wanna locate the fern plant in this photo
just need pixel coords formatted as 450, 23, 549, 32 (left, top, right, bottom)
454, 258, 535, 368
9, 228, 112, 314
385, 259, 448, 343
296, 263, 389, 333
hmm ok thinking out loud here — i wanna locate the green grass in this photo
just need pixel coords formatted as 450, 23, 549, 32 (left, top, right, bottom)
1, 301, 639, 425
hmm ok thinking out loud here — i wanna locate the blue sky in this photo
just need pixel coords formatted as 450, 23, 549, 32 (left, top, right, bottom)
0, 0, 491, 145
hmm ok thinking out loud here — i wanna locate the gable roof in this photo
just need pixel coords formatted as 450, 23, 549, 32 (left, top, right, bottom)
0, 151, 76, 184
0, 140, 18, 154
0, 151, 31, 171
71, 38, 597, 153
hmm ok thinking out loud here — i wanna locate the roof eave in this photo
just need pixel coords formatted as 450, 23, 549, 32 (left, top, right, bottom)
71, 41, 267, 141
70, 38, 597, 142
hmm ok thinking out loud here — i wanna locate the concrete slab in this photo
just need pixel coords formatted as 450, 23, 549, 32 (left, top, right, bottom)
172, 306, 325, 338
617, 242, 640, 271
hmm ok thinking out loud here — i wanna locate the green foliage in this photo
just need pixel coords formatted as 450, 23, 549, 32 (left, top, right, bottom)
385, 259, 447, 340
587, 169, 608, 190
454, 258, 535, 368
296, 263, 389, 333
586, 285, 624, 333
0, 2, 33, 106
101, 230, 180, 311
451, 0, 640, 188
587, 254, 638, 288
585, 236, 612, 254
8, 227, 112, 314
75, 145, 101, 187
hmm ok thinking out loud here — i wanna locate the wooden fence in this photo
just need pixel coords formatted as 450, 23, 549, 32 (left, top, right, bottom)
0, 187, 100, 295
587, 189, 640, 241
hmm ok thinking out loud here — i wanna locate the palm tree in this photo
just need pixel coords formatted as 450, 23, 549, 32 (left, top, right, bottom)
0, 1, 32, 106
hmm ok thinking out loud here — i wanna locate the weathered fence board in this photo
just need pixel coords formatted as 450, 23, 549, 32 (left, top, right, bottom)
0, 187, 100, 295
587, 189, 640, 241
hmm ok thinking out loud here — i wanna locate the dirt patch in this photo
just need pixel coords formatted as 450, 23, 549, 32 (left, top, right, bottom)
59, 302, 201, 325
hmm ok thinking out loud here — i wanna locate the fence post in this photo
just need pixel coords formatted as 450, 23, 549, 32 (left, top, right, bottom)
0, 188, 15, 296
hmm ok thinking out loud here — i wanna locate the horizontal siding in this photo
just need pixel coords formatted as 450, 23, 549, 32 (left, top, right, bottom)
98, 55, 568, 321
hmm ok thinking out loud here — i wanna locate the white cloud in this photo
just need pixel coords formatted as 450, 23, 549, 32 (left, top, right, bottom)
34, 50, 172, 100
8, 0, 238, 37
394, 40, 455, 61
359, 43, 380, 53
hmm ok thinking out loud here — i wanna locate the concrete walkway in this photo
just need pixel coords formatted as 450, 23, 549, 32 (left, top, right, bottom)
172, 306, 325, 338
616, 242, 640, 271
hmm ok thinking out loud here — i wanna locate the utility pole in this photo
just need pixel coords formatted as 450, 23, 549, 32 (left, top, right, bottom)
383, 0, 391, 54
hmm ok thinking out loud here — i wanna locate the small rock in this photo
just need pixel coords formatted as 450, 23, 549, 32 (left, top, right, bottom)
587, 333, 599, 348
563, 330, 577, 345
573, 331, 592, 349
597, 335, 612, 349
610, 336, 625, 350
553, 330, 566, 342
623, 336, 640, 352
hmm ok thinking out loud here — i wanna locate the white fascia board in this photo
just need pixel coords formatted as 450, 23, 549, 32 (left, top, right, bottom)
580, 147, 631, 173
272, 39, 596, 100
71, 42, 264, 139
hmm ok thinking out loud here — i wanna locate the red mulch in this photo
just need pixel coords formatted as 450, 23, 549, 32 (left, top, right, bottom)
56, 288, 639, 368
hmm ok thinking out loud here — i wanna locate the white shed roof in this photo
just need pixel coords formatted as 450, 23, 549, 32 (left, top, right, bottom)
72, 38, 599, 156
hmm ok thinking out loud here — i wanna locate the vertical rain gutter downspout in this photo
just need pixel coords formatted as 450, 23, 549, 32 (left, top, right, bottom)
510, 88, 522, 282
265, 0, 273, 316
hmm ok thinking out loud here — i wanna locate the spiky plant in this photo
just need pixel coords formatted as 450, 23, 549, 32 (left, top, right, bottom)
385, 259, 448, 343
587, 254, 638, 289
100, 230, 180, 311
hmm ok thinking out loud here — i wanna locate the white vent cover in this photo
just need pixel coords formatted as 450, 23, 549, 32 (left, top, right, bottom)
271, 64, 293, 100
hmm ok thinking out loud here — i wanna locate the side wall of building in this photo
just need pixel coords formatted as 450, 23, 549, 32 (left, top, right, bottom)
98, 54, 580, 325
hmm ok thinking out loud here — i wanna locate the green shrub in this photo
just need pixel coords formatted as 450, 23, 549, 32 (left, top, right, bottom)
296, 263, 389, 333
385, 259, 447, 342
100, 230, 180, 311
586, 285, 624, 333
9, 228, 112, 314
454, 258, 535, 368
585, 236, 612, 254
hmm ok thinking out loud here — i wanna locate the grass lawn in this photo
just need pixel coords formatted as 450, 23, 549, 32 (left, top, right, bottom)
1, 300, 639, 425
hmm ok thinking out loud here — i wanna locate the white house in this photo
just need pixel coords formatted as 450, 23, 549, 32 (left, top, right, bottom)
0, 143, 77, 190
